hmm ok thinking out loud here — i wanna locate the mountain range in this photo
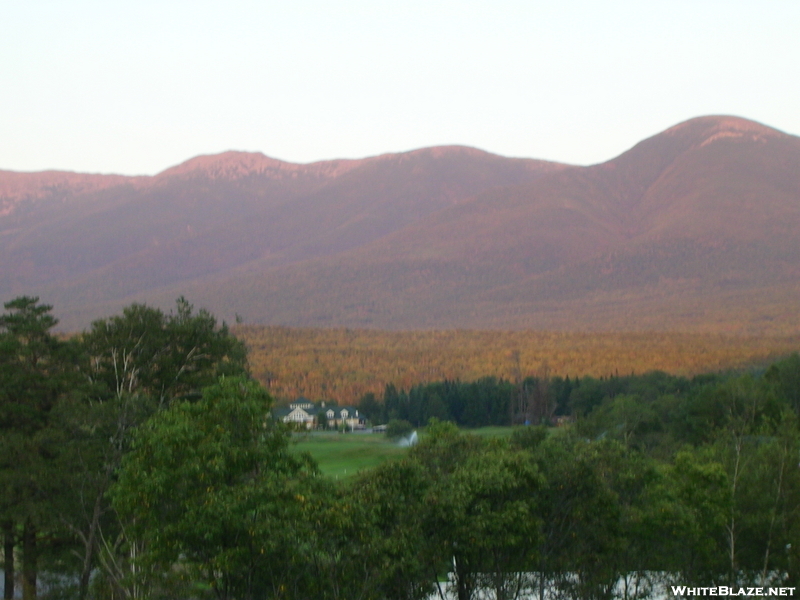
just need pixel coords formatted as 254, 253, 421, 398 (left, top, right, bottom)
2, 115, 799, 334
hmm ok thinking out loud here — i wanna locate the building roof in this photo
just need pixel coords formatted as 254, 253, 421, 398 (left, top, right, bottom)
274, 400, 366, 421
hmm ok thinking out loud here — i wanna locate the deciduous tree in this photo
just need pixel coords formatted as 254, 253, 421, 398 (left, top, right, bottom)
112, 376, 315, 600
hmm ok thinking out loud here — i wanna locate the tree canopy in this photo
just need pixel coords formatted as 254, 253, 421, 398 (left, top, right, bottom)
1, 294, 800, 599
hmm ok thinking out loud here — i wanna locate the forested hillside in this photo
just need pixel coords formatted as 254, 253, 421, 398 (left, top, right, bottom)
237, 325, 799, 404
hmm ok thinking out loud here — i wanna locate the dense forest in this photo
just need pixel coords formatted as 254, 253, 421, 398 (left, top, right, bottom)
358, 362, 800, 435
236, 325, 799, 405
1, 297, 799, 599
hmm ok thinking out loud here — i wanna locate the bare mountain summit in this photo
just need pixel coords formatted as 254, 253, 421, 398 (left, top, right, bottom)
2, 116, 799, 334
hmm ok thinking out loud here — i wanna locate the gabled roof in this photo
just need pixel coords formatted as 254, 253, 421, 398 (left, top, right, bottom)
273, 406, 319, 419
274, 400, 366, 421
325, 406, 363, 419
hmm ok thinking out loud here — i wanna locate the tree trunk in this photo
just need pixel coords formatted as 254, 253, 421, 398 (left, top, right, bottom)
2, 520, 13, 600
78, 488, 106, 600
22, 519, 36, 600
454, 554, 471, 600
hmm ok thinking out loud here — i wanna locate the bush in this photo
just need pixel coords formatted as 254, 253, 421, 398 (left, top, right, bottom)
510, 425, 548, 451
385, 419, 414, 439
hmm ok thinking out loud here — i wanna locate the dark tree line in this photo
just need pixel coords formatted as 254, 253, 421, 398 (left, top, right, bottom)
358, 367, 786, 435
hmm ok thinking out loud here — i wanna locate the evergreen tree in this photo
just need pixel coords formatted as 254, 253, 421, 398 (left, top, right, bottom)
0, 297, 79, 600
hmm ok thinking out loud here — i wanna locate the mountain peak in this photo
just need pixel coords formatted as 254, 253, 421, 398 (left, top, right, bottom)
662, 115, 785, 147
400, 145, 491, 159
156, 151, 294, 180
155, 151, 371, 182
152, 146, 551, 184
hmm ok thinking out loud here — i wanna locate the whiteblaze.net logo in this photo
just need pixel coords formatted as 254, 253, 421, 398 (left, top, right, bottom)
671, 587, 796, 597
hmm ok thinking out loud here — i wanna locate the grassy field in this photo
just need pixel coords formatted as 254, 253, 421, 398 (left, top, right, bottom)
291, 431, 410, 479
291, 427, 516, 479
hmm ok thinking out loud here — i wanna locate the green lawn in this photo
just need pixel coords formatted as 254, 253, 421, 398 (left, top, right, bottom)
463, 426, 515, 438
291, 432, 409, 479
292, 426, 517, 479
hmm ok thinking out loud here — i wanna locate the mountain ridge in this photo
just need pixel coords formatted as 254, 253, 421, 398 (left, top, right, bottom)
2, 115, 798, 334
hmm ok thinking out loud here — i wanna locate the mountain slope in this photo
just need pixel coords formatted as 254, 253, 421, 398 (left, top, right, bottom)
147, 116, 800, 333
2, 116, 799, 333
0, 147, 564, 321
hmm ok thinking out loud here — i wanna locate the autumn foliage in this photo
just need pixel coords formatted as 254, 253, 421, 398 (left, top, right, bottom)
236, 325, 798, 405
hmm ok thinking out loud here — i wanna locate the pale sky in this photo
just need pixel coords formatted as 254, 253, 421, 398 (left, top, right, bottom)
2, 0, 799, 175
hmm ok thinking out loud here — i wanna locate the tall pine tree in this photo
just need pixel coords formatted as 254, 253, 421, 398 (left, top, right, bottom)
0, 297, 77, 600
